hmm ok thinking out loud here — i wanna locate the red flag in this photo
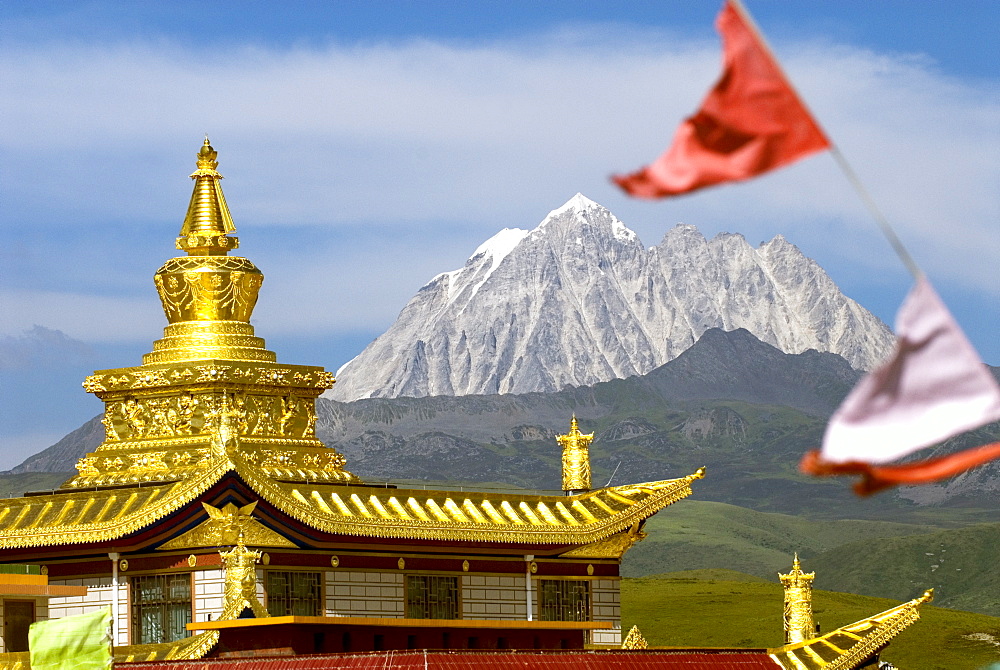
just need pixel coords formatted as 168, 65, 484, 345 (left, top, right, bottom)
613, 0, 830, 198
802, 277, 1000, 495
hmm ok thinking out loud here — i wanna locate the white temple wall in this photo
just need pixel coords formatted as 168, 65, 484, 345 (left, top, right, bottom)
461, 575, 527, 620
590, 578, 621, 646
325, 570, 404, 617
48, 577, 128, 646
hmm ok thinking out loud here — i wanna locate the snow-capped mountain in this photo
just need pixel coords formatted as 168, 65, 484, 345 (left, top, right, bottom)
328, 194, 894, 401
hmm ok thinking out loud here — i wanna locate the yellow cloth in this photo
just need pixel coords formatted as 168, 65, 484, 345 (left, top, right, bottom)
29, 607, 111, 670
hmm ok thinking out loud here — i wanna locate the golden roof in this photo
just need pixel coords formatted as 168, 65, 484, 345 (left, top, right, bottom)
769, 589, 933, 669
0, 454, 704, 548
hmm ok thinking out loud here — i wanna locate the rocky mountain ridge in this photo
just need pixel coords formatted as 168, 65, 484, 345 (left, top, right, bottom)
328, 194, 894, 401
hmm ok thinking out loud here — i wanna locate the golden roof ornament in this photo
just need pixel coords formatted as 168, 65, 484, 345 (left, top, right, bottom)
219, 540, 269, 620
621, 625, 648, 649
70, 139, 357, 491
177, 136, 237, 256
557, 415, 594, 492
779, 553, 816, 645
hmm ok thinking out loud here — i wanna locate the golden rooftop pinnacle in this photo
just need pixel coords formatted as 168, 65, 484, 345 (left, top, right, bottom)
558, 414, 594, 492
178, 137, 238, 256
70, 139, 351, 491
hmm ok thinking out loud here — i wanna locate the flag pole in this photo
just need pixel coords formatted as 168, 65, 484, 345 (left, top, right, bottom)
728, 0, 923, 281
826, 147, 923, 280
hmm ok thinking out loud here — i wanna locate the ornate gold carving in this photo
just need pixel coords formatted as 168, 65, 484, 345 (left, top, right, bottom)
557, 415, 593, 491
559, 526, 648, 559
462, 560, 469, 572
529, 561, 538, 574
330, 555, 339, 568
398, 558, 405, 570
119, 559, 128, 571
587, 564, 594, 576
219, 541, 269, 620
262, 553, 270, 565
159, 502, 295, 550
154, 257, 263, 324
187, 554, 197, 567
621, 625, 647, 649
779, 554, 816, 645
75, 457, 99, 477
84, 375, 107, 392
87, 362, 333, 394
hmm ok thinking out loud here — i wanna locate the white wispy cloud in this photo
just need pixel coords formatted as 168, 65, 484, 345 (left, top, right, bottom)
0, 28, 996, 351
0, 326, 93, 371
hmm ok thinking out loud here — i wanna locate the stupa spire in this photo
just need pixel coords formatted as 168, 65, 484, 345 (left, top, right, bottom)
73, 138, 353, 492
177, 136, 238, 256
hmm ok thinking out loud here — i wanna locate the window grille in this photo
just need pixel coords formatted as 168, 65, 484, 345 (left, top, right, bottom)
539, 579, 590, 622
406, 575, 458, 619
266, 571, 322, 616
131, 574, 191, 644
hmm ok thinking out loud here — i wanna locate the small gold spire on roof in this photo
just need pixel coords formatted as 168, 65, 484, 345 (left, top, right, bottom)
177, 137, 238, 255
621, 625, 648, 649
557, 414, 594, 492
779, 553, 816, 645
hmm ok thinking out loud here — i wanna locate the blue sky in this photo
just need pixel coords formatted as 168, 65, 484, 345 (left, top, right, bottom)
1, 1, 997, 469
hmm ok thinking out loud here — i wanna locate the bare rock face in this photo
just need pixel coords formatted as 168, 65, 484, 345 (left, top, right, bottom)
328, 194, 894, 401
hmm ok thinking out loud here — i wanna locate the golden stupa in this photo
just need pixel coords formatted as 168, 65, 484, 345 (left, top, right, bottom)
73, 138, 357, 490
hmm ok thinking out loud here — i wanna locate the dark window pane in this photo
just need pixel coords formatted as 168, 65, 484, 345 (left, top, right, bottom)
405, 576, 457, 619
539, 580, 589, 622
266, 571, 321, 617
131, 574, 191, 644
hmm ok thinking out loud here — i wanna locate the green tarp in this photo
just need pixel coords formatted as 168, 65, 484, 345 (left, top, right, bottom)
29, 607, 111, 670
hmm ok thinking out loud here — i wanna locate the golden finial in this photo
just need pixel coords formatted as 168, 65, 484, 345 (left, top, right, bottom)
177, 137, 237, 255
779, 554, 816, 645
219, 540, 269, 619
920, 588, 934, 604
557, 415, 593, 492
195, 135, 219, 170
621, 625, 648, 649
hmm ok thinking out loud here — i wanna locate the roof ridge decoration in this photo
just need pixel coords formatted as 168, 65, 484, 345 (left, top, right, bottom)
220, 540, 270, 619
558, 415, 594, 492
769, 589, 934, 670
158, 502, 297, 550
65, 139, 356, 492
621, 625, 648, 650
780, 553, 816, 645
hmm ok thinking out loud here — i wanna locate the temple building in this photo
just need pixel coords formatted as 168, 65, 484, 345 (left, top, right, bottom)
0, 141, 931, 668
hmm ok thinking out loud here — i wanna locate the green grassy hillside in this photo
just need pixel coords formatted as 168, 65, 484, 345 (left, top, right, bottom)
622, 500, 942, 578
622, 573, 1000, 670
624, 500, 1000, 618
811, 522, 1000, 617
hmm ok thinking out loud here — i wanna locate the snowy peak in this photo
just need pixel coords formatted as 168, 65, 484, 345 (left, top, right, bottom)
327, 198, 894, 402
538, 193, 638, 244
548, 192, 599, 217
472, 227, 530, 266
